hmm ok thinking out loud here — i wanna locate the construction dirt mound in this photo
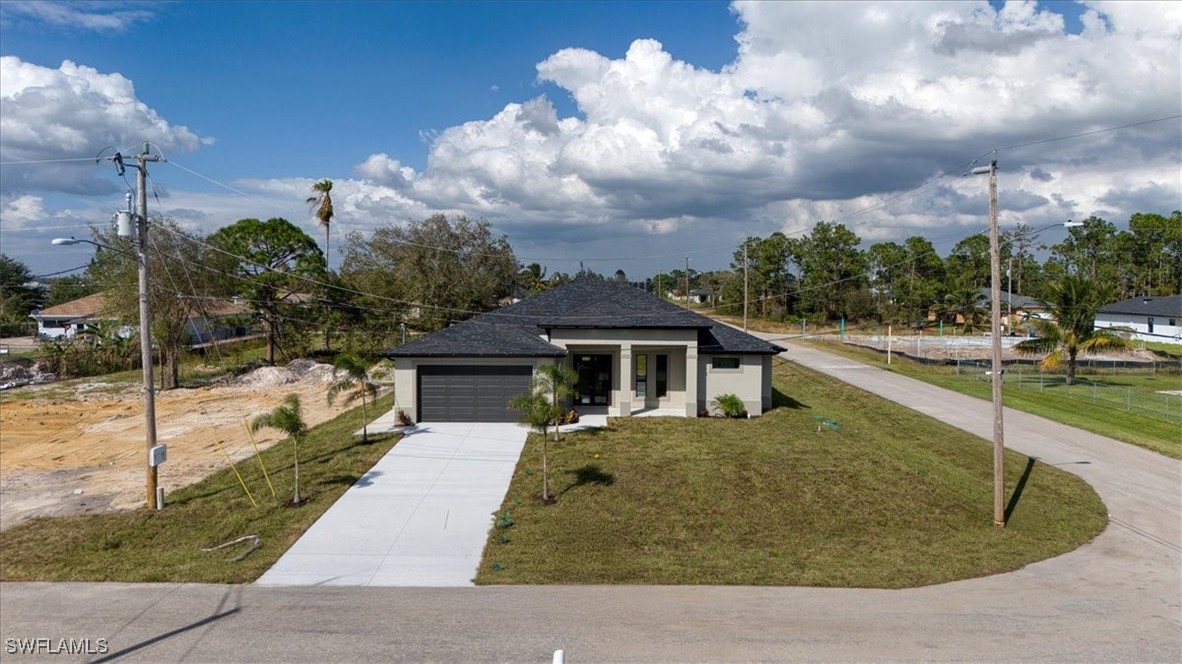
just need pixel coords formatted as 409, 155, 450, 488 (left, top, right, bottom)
0, 360, 360, 530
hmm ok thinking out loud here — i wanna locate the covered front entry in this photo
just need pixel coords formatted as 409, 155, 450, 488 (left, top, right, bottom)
417, 365, 532, 422
573, 354, 612, 408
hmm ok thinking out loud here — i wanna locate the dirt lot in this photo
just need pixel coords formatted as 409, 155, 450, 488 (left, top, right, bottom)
0, 360, 362, 530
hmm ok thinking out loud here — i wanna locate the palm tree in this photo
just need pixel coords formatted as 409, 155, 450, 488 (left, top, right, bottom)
251, 394, 308, 504
942, 287, 988, 334
1015, 274, 1132, 385
508, 363, 578, 503
307, 179, 335, 350
327, 354, 377, 443
306, 179, 334, 257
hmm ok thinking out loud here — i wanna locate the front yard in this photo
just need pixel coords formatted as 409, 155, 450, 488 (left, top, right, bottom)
476, 360, 1107, 587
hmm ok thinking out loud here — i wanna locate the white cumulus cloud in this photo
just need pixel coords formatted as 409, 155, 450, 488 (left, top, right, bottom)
0, 56, 208, 196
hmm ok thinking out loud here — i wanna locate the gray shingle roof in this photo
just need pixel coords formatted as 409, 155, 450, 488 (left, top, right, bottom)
383, 278, 784, 358
976, 288, 1043, 310
384, 318, 566, 358
485, 278, 707, 328
1098, 294, 1182, 318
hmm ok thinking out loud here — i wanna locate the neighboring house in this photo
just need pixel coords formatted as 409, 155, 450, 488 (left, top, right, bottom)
1094, 295, 1182, 345
383, 278, 785, 423
687, 288, 711, 305
30, 293, 252, 345
185, 299, 253, 345
29, 293, 112, 339
977, 288, 1048, 335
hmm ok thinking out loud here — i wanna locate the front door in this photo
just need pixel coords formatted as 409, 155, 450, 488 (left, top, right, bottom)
573, 354, 612, 407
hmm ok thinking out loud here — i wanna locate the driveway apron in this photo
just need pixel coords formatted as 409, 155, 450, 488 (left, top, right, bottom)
256, 422, 528, 586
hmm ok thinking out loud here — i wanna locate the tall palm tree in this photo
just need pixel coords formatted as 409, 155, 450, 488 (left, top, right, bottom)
251, 394, 308, 504
1015, 274, 1132, 385
327, 354, 378, 443
307, 179, 335, 350
306, 179, 334, 257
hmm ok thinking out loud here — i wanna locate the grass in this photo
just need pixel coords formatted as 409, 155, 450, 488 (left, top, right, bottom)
475, 360, 1107, 588
0, 394, 397, 582
802, 339, 1182, 459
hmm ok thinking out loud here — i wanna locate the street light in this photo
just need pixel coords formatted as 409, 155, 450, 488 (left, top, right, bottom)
53, 228, 163, 510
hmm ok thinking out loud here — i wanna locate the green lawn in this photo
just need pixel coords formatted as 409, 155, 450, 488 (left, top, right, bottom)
803, 339, 1182, 459
0, 395, 397, 583
475, 360, 1107, 588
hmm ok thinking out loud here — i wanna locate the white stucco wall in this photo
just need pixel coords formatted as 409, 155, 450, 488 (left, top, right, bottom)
1095, 313, 1182, 345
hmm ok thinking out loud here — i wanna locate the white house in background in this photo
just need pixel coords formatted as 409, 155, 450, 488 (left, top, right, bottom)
30, 292, 252, 344
1094, 294, 1182, 345
29, 292, 112, 339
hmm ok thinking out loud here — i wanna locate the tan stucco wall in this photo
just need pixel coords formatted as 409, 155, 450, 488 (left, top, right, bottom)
700, 354, 767, 416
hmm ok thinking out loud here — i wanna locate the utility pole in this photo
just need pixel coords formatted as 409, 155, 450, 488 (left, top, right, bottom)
110, 144, 163, 510
1007, 256, 1013, 333
136, 143, 163, 509
972, 154, 1006, 528
684, 255, 690, 306
743, 241, 749, 332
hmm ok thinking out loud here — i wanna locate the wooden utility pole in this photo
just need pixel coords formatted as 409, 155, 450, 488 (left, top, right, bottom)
743, 242, 749, 332
985, 156, 1006, 528
133, 143, 162, 509
684, 255, 690, 305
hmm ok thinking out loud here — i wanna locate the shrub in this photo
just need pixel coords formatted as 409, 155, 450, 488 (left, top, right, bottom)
711, 393, 747, 418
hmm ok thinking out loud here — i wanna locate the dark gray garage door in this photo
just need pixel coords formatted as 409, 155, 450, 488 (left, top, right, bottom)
418, 365, 533, 422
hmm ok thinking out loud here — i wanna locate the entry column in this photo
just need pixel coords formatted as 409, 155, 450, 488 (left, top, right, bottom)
615, 344, 632, 416
684, 344, 698, 416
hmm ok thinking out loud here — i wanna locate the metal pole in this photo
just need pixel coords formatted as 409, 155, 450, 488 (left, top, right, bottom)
742, 242, 749, 332
987, 157, 1006, 528
684, 255, 690, 306
136, 143, 161, 510
1007, 257, 1013, 333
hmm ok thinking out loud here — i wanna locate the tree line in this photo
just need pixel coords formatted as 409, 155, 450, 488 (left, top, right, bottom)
645, 212, 1180, 326
1, 207, 1177, 384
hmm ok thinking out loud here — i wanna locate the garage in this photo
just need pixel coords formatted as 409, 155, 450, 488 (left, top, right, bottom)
417, 365, 533, 422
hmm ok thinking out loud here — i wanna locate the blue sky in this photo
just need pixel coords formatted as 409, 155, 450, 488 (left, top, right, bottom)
1, 0, 1178, 278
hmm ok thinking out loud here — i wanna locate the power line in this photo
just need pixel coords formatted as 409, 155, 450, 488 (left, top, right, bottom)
991, 114, 1182, 154
0, 157, 97, 165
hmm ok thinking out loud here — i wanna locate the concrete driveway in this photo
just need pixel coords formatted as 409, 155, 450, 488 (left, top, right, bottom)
256, 422, 528, 587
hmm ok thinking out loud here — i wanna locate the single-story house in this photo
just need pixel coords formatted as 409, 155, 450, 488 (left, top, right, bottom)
29, 293, 116, 340
30, 293, 252, 345
383, 278, 786, 423
1094, 294, 1181, 345
977, 288, 1048, 334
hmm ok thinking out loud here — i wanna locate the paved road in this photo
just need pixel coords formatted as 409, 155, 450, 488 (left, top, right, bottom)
1, 342, 1178, 662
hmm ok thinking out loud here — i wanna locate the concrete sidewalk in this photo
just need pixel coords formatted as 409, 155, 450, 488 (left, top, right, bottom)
257, 422, 528, 586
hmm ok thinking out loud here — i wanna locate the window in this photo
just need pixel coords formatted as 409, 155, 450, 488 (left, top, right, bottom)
655, 354, 668, 398
1169, 318, 1177, 327
1147, 317, 1155, 334
712, 357, 740, 370
635, 354, 647, 398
